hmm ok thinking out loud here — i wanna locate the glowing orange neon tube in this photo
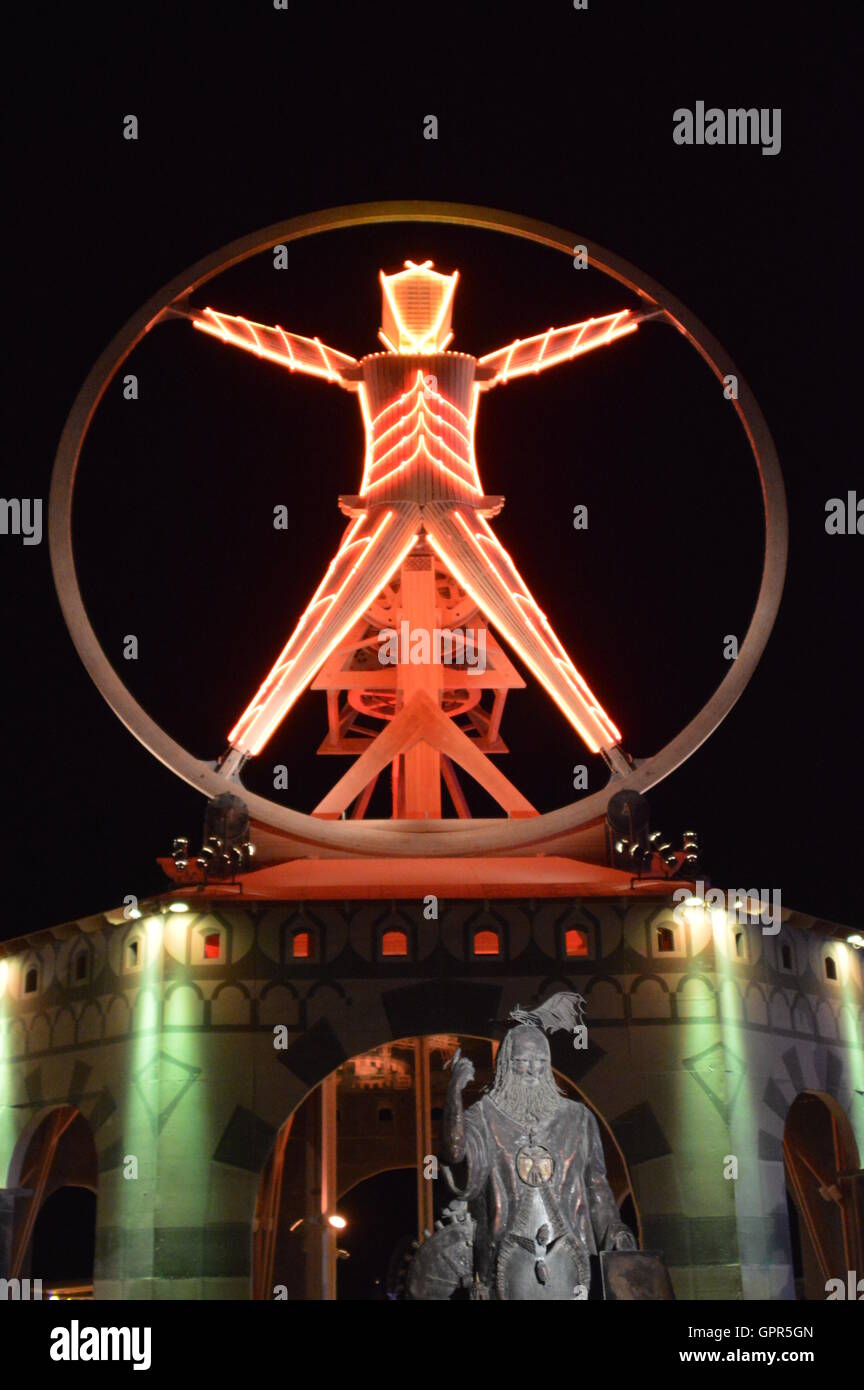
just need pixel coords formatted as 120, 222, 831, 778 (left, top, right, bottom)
478, 310, 637, 386
192, 308, 359, 385
228, 509, 421, 756
424, 508, 620, 752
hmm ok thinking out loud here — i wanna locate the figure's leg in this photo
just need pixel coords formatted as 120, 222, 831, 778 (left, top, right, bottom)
221, 505, 421, 771
423, 505, 629, 769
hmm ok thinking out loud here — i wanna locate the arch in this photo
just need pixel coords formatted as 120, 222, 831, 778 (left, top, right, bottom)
104, 993, 132, 1037
585, 975, 626, 1021
164, 978, 206, 1004
630, 973, 670, 1022
5, 1104, 98, 1285
163, 982, 205, 1029
250, 1030, 641, 1300
677, 974, 717, 1021
770, 988, 793, 1032
794, 995, 816, 1039
259, 978, 300, 1002
304, 979, 348, 1004
258, 984, 301, 1030
783, 1091, 862, 1299
815, 1000, 838, 1039
744, 981, 769, 1026
211, 985, 251, 1028
28, 1014, 52, 1054
52, 1007, 76, 1049
718, 978, 744, 1022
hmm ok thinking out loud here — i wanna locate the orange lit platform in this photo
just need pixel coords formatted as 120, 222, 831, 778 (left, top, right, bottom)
166, 856, 692, 902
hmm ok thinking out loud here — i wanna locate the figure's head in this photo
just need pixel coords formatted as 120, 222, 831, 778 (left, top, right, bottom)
489, 1024, 562, 1126
379, 260, 459, 354
508, 1025, 550, 1085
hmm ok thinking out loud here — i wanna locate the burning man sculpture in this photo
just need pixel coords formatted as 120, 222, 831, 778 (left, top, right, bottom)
409, 994, 636, 1300
177, 261, 643, 780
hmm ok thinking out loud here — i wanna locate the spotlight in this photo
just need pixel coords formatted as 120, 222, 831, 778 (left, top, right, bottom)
847, 933, 864, 950
168, 902, 190, 914
329, 1214, 347, 1230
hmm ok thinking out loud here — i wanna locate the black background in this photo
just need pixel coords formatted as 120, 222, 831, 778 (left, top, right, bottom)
2, 1, 860, 937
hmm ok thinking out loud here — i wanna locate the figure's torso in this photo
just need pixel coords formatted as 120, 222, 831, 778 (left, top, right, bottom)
354, 352, 485, 505
472, 1096, 595, 1299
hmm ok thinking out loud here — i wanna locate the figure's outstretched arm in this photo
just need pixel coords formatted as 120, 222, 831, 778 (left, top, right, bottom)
175, 304, 360, 388
477, 308, 640, 387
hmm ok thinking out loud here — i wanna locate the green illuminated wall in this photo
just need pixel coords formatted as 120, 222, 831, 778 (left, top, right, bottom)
0, 895, 861, 1299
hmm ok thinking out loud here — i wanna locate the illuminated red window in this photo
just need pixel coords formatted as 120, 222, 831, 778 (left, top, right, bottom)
565, 929, 589, 958
381, 930, 408, 957
656, 927, 675, 953
473, 930, 499, 957
293, 931, 310, 959
204, 933, 221, 960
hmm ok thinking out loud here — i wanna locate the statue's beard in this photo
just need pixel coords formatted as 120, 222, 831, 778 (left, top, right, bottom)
489, 1069, 562, 1127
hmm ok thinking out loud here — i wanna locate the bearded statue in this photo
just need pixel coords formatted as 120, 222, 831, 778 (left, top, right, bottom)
409, 994, 637, 1301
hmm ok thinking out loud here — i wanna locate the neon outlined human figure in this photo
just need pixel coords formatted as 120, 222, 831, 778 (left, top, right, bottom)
177, 262, 643, 777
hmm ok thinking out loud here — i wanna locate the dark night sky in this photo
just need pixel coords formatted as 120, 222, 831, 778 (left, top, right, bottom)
2, 1, 860, 936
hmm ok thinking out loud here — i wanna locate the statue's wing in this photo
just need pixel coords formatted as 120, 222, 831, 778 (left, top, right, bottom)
477, 309, 639, 387
181, 305, 360, 387
511, 992, 586, 1037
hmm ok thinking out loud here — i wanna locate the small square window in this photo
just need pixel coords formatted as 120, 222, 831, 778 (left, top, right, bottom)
24, 967, 38, 995
825, 956, 837, 981
734, 932, 745, 959
781, 943, 793, 971
74, 953, 88, 981
203, 933, 221, 960
473, 930, 499, 957
292, 931, 310, 960
565, 929, 589, 958
381, 930, 407, 958
127, 940, 140, 969
656, 927, 675, 953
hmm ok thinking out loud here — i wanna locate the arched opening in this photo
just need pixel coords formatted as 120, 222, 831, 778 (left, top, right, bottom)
252, 1033, 640, 1300
7, 1105, 98, 1298
336, 1168, 417, 1300
31, 1188, 97, 1293
783, 1090, 863, 1300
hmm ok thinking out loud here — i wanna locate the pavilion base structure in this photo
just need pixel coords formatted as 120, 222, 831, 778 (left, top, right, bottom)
2, 863, 858, 1301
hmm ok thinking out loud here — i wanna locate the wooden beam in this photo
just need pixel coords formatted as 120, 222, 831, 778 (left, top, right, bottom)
312, 691, 537, 819
441, 755, 471, 819
350, 774, 378, 820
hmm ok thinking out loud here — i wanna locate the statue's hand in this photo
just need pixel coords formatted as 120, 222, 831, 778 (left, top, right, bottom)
449, 1049, 475, 1091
